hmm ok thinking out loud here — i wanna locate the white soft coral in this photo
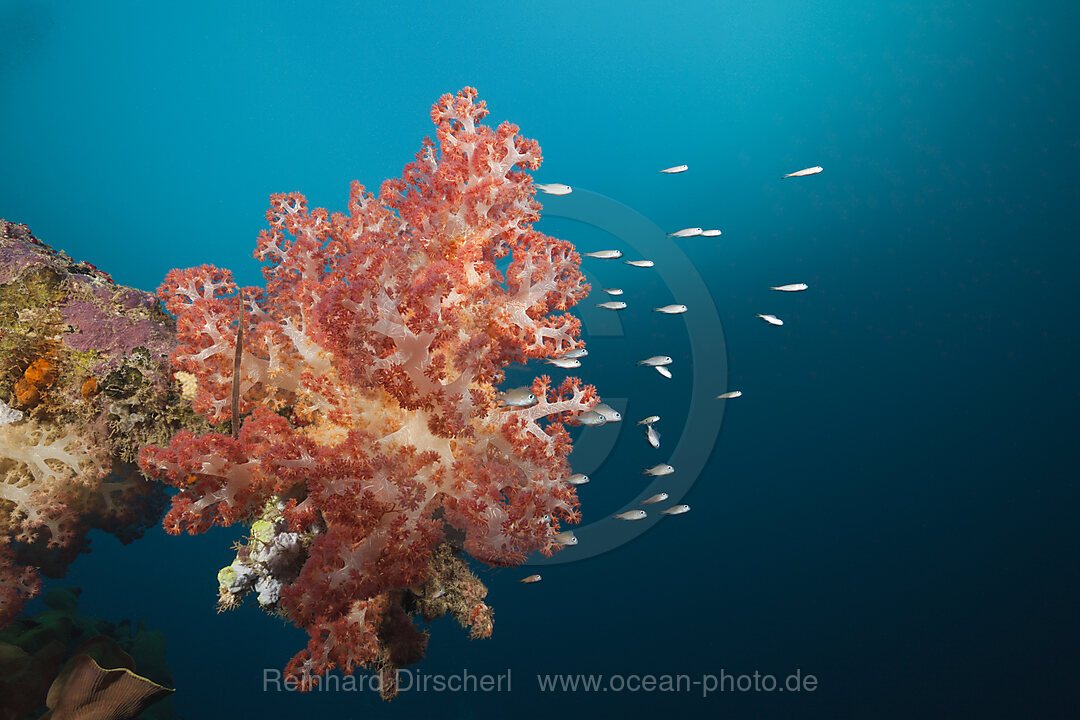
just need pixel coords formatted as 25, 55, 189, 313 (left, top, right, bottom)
0, 418, 110, 547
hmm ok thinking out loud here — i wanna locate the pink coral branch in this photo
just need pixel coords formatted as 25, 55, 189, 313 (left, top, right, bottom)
141, 88, 591, 686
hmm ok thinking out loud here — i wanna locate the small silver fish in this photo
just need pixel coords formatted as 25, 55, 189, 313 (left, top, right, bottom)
770, 283, 808, 292
643, 463, 674, 476
520, 574, 543, 583
535, 183, 572, 195
553, 530, 578, 546
700, 229, 722, 237
655, 366, 672, 379
757, 314, 784, 326
653, 304, 688, 314
782, 166, 823, 179
614, 510, 648, 521
585, 250, 622, 259
661, 504, 691, 516
641, 493, 669, 505
624, 260, 655, 268
561, 473, 590, 485
668, 227, 703, 238
597, 301, 628, 310
658, 165, 688, 174
498, 387, 538, 407
577, 410, 608, 426
646, 424, 661, 449
546, 357, 582, 368
601, 288, 624, 296
637, 356, 673, 367
716, 391, 743, 399
592, 403, 622, 422
560, 347, 589, 359
637, 415, 660, 425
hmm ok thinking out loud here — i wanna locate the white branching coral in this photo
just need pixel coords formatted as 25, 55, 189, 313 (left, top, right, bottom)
0, 419, 110, 547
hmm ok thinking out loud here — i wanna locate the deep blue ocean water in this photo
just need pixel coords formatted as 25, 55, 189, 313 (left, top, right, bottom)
2, 1, 1078, 717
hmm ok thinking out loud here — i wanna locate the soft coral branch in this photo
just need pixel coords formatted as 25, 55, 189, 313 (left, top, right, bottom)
141, 88, 592, 691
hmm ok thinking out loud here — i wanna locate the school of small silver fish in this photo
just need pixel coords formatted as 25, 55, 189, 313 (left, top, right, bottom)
519, 162, 819, 582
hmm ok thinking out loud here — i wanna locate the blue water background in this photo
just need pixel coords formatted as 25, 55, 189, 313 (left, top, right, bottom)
2, 1, 1078, 717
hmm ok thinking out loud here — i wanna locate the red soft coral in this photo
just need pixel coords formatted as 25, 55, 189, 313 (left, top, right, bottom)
0, 545, 42, 628
141, 88, 594, 690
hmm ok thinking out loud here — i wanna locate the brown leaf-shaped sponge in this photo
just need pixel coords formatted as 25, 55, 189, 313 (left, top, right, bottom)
40, 653, 173, 720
